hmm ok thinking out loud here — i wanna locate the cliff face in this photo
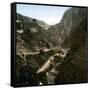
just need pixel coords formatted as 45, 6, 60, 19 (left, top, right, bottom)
47, 7, 87, 47
54, 8, 88, 84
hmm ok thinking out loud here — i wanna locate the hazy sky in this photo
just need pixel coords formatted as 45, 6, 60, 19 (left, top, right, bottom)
16, 4, 70, 25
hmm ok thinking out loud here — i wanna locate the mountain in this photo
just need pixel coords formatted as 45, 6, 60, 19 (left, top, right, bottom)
54, 7, 88, 84
17, 13, 50, 30
47, 7, 87, 47
36, 19, 50, 30
16, 13, 54, 53
15, 7, 88, 85
16, 13, 58, 84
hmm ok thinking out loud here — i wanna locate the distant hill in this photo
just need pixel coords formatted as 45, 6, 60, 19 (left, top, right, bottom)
17, 13, 50, 30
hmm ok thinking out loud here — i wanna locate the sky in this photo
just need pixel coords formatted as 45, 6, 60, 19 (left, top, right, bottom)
16, 4, 70, 25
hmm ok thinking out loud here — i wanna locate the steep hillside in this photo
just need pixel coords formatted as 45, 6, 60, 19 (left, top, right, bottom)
16, 13, 60, 85
16, 13, 54, 53
47, 7, 87, 47
54, 8, 88, 84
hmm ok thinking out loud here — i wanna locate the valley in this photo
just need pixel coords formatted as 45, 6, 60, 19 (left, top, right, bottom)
16, 7, 88, 86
